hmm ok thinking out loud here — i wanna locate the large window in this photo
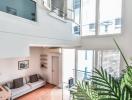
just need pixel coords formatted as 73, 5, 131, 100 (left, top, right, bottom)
98, 50, 120, 77
77, 50, 94, 81
99, 0, 122, 35
76, 50, 120, 81
82, 0, 96, 36
62, 49, 121, 90
0, 0, 36, 21
81, 0, 122, 36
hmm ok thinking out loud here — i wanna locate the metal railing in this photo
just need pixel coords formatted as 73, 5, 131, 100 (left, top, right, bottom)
49, 0, 75, 21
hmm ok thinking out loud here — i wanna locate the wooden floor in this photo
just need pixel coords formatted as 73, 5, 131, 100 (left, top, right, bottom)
17, 84, 63, 100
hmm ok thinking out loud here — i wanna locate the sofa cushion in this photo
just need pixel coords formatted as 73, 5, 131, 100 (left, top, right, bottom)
13, 78, 24, 88
28, 79, 45, 88
26, 74, 42, 83
29, 74, 38, 83
11, 84, 31, 97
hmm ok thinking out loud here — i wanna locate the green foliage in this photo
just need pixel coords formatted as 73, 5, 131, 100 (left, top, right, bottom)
72, 67, 132, 100
92, 67, 120, 99
71, 39, 132, 100
121, 67, 132, 96
124, 68, 132, 88
72, 81, 99, 100
114, 39, 132, 95
113, 39, 129, 67
93, 67, 131, 100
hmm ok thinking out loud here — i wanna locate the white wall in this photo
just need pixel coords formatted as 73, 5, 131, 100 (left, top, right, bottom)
0, 3, 80, 58
0, 57, 29, 84
81, 0, 132, 69
0, 47, 43, 84
29, 47, 43, 76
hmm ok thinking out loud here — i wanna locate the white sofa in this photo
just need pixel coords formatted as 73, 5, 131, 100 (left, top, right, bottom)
4, 75, 46, 100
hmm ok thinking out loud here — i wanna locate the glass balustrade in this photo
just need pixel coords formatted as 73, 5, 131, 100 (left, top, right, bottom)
0, 0, 36, 21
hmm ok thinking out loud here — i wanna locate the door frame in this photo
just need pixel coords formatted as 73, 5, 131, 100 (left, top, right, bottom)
51, 53, 61, 87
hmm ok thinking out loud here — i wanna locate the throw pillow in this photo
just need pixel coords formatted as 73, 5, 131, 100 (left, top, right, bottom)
29, 74, 38, 83
13, 78, 24, 88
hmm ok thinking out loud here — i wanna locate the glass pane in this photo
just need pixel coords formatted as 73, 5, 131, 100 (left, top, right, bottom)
62, 49, 75, 83
62, 49, 75, 100
99, 0, 122, 35
77, 50, 93, 81
82, 0, 96, 36
98, 50, 120, 77
74, 0, 81, 24
0, 0, 36, 21
67, 0, 74, 20
73, 0, 81, 35
73, 24, 80, 35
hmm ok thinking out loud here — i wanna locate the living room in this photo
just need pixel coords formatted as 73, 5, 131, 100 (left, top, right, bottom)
0, 0, 132, 99
0, 47, 63, 100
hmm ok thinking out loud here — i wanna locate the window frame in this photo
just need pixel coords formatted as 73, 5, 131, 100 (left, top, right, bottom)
75, 49, 122, 81
97, 50, 121, 77
62, 48, 122, 82
79, 0, 123, 37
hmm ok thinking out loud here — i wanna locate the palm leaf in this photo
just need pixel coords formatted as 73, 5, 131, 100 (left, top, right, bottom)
92, 67, 132, 100
113, 38, 129, 67
72, 67, 131, 100
121, 67, 132, 97
71, 81, 99, 100
92, 67, 120, 99
114, 39, 132, 97
121, 85, 131, 100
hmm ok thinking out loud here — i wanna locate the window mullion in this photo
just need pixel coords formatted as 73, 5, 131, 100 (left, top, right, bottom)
80, 0, 83, 36
95, 0, 100, 35
94, 50, 98, 69
75, 49, 78, 81
101, 50, 103, 67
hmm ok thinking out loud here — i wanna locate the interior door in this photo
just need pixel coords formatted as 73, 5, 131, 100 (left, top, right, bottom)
52, 56, 59, 86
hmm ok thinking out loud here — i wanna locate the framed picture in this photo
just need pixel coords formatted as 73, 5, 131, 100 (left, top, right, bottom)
18, 60, 29, 70
6, 6, 17, 15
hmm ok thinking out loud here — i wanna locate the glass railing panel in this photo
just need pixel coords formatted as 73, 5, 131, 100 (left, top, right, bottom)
0, 0, 36, 21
